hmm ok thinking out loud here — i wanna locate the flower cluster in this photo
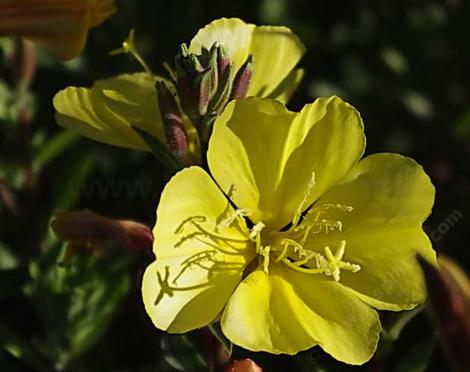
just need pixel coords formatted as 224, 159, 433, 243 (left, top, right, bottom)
51, 17, 436, 365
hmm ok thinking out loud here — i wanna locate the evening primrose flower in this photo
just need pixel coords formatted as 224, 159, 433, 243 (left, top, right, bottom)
0, 0, 115, 59
141, 96, 436, 364
53, 18, 305, 163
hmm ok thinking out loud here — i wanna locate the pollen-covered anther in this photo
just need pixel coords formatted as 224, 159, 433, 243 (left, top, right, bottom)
321, 203, 354, 212
249, 221, 266, 242
259, 245, 271, 274
320, 219, 343, 233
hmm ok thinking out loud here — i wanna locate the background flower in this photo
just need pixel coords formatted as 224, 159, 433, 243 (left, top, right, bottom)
0, 0, 115, 59
52, 18, 305, 162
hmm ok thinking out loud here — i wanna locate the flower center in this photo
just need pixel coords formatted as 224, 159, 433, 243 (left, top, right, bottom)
244, 219, 360, 282
221, 174, 362, 282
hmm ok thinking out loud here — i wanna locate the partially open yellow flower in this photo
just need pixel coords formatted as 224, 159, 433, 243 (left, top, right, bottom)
53, 18, 305, 153
0, 0, 115, 59
142, 96, 436, 364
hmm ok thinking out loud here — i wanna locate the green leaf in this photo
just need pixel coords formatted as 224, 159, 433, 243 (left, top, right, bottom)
25, 245, 131, 369
33, 131, 78, 172
160, 333, 207, 372
0, 242, 19, 270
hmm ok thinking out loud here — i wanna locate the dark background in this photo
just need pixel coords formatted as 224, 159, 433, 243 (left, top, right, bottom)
0, 0, 469, 371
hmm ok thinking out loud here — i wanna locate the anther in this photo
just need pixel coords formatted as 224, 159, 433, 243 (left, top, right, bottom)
249, 222, 265, 242
259, 245, 271, 274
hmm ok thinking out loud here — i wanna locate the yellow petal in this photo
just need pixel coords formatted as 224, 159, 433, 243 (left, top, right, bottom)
0, 0, 115, 60
303, 153, 436, 310
247, 25, 306, 97
142, 166, 254, 332
267, 68, 304, 104
221, 264, 380, 364
208, 96, 365, 230
53, 73, 164, 150
189, 18, 305, 98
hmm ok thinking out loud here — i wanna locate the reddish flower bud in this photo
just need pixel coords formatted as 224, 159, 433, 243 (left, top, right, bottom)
51, 210, 153, 256
418, 255, 470, 371
216, 45, 231, 80
231, 55, 253, 100
226, 359, 262, 372
197, 69, 212, 116
156, 81, 188, 164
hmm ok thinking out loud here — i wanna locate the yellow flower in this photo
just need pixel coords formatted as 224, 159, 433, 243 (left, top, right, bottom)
141, 96, 436, 364
53, 18, 305, 154
0, 0, 115, 59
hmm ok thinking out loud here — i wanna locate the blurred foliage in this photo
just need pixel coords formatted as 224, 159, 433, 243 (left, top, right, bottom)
1, 0, 469, 371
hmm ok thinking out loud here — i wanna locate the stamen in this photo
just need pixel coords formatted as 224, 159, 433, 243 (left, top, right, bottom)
249, 222, 265, 242
218, 208, 252, 228
320, 241, 361, 282
322, 203, 354, 212
291, 172, 316, 229
110, 29, 153, 75
279, 239, 361, 282
259, 245, 271, 274
248, 221, 272, 273
295, 203, 353, 236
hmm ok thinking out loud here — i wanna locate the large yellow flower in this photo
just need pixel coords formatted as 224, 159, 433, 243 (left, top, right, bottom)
0, 0, 115, 59
141, 96, 436, 364
53, 18, 305, 152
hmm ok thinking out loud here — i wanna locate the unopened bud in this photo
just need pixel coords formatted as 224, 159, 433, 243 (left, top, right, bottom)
156, 81, 188, 163
418, 255, 470, 371
207, 44, 220, 94
197, 69, 212, 116
226, 359, 263, 372
51, 210, 153, 257
216, 45, 230, 79
231, 55, 253, 100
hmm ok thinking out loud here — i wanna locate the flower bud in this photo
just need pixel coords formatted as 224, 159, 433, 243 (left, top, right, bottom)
231, 55, 253, 100
51, 210, 153, 256
156, 81, 188, 164
226, 359, 262, 372
418, 255, 470, 371
175, 44, 201, 125
216, 45, 231, 80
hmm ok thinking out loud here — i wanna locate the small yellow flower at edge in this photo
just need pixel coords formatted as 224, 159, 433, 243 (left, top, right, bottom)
0, 0, 115, 60
52, 18, 305, 154
141, 96, 436, 365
